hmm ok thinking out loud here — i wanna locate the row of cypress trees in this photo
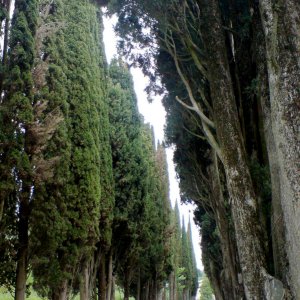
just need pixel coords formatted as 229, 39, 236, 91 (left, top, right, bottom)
107, 0, 300, 298
0, 0, 199, 299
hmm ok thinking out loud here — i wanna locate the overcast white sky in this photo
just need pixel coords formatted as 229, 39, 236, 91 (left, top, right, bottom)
102, 13, 203, 270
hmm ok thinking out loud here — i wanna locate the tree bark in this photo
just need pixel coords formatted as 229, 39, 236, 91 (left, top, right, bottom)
80, 261, 90, 300
124, 265, 132, 300
99, 254, 107, 300
209, 260, 224, 300
124, 276, 130, 300
111, 275, 115, 300
198, 0, 284, 298
106, 251, 113, 300
52, 280, 68, 300
145, 280, 150, 300
168, 272, 174, 300
173, 272, 177, 300
209, 151, 243, 299
259, 1, 300, 297
136, 268, 141, 300
162, 286, 167, 300
252, 6, 290, 288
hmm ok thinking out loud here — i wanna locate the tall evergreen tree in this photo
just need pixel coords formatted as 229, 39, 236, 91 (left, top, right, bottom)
29, 1, 112, 299
0, 0, 38, 299
108, 59, 175, 300
187, 218, 199, 298
108, 58, 145, 300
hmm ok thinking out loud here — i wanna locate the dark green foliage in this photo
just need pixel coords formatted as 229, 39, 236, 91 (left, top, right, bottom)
187, 220, 199, 296
108, 59, 147, 295
181, 219, 192, 291
29, 0, 113, 296
108, 59, 177, 298
194, 208, 222, 280
0, 0, 38, 292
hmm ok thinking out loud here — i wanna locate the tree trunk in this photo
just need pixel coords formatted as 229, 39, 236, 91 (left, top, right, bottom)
168, 272, 174, 300
208, 260, 223, 300
80, 262, 90, 300
124, 278, 130, 300
99, 254, 107, 300
155, 280, 159, 300
124, 266, 131, 300
173, 272, 177, 300
209, 151, 243, 299
145, 280, 150, 300
198, 0, 285, 298
162, 286, 166, 300
111, 275, 115, 300
106, 251, 113, 300
259, 1, 300, 297
52, 280, 68, 300
253, 6, 290, 288
149, 280, 154, 300
136, 268, 141, 300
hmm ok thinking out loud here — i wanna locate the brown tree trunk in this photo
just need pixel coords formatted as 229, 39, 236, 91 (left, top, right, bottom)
99, 254, 107, 300
52, 280, 68, 300
124, 276, 130, 300
136, 268, 141, 300
124, 265, 132, 300
173, 272, 177, 300
149, 280, 154, 300
198, 0, 285, 298
145, 280, 150, 300
106, 251, 113, 300
168, 272, 174, 300
80, 261, 90, 300
111, 275, 115, 300
162, 286, 167, 300
208, 260, 224, 300
259, 1, 300, 297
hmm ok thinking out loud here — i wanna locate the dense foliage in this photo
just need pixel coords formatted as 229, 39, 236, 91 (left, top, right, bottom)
0, 1, 199, 299
1, 0, 299, 299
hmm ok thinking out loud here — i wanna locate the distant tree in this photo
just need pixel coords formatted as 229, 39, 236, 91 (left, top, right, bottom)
199, 274, 213, 300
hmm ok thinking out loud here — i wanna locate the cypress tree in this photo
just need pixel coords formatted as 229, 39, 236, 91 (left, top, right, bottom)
187, 218, 199, 298
108, 59, 174, 299
108, 58, 145, 300
0, 0, 38, 298
29, 1, 112, 298
181, 217, 192, 299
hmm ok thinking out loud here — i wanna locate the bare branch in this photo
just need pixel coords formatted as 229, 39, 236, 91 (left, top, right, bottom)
175, 95, 195, 112
168, 41, 215, 128
182, 124, 206, 140
202, 122, 223, 163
